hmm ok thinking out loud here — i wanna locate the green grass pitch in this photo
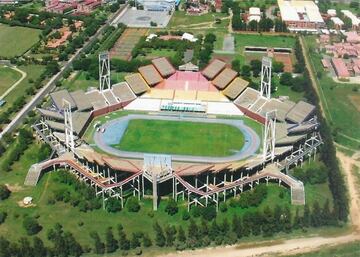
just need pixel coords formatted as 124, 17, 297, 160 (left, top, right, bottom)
0, 24, 41, 58
114, 119, 245, 157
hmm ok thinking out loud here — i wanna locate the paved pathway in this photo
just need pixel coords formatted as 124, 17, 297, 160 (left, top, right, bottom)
0, 66, 27, 100
94, 114, 260, 163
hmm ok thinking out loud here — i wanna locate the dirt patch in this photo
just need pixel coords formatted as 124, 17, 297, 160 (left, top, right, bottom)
348, 94, 360, 113
17, 200, 36, 208
274, 53, 293, 73
5, 183, 24, 192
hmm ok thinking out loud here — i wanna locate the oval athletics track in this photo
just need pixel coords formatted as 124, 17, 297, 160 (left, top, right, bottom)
93, 114, 261, 163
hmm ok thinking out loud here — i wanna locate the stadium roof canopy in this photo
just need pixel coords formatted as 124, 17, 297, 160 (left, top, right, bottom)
70, 90, 93, 111
85, 90, 108, 110
138, 65, 163, 86
234, 88, 260, 109
72, 111, 92, 135
50, 89, 76, 110
201, 59, 226, 79
112, 82, 137, 102
212, 68, 238, 89
259, 99, 295, 122
286, 100, 315, 124
37, 108, 64, 120
152, 57, 176, 77
125, 73, 150, 95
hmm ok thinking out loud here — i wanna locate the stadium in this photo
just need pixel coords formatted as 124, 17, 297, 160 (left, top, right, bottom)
26, 54, 322, 211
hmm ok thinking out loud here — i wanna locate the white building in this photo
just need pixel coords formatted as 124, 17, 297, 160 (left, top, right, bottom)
248, 7, 261, 23
278, 0, 325, 32
327, 9, 336, 17
341, 10, 360, 28
181, 33, 198, 42
330, 17, 344, 29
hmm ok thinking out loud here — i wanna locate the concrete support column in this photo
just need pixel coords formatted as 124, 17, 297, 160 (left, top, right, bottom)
152, 175, 158, 211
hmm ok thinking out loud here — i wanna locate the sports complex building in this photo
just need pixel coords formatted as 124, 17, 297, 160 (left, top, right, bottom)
25, 54, 322, 211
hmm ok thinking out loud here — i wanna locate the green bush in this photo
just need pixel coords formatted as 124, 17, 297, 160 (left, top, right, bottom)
23, 217, 42, 235
0, 185, 11, 200
126, 197, 140, 212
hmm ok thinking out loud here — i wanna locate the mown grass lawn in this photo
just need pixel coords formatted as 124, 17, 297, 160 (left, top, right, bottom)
62, 71, 130, 91
0, 64, 45, 116
115, 119, 245, 157
0, 65, 22, 96
0, 24, 41, 58
234, 34, 296, 53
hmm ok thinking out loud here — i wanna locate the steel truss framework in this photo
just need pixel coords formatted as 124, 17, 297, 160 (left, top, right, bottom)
260, 56, 272, 99
263, 110, 276, 162
99, 52, 111, 92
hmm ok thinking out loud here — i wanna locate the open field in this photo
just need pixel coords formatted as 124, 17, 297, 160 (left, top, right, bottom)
0, 66, 22, 96
0, 65, 45, 116
234, 34, 296, 53
168, 11, 228, 27
135, 48, 177, 61
303, 35, 360, 150
115, 119, 245, 157
0, 24, 41, 58
110, 28, 148, 60
62, 71, 130, 91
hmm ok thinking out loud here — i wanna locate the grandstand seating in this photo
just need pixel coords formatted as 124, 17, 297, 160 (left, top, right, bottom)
201, 59, 226, 80
138, 65, 163, 86
125, 73, 151, 94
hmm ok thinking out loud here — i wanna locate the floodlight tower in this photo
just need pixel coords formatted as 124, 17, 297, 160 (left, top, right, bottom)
260, 56, 272, 99
99, 52, 111, 92
263, 110, 276, 162
63, 99, 75, 152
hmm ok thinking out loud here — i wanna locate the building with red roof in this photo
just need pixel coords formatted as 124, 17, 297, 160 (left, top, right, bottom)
331, 58, 350, 78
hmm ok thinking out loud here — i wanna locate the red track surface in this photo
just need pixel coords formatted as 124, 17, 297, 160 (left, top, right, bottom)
156, 71, 218, 92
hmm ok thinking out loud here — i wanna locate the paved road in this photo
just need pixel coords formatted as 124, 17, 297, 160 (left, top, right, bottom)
0, 5, 127, 139
94, 114, 260, 163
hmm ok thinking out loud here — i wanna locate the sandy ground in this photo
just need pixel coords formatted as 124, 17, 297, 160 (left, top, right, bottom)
160, 150, 360, 257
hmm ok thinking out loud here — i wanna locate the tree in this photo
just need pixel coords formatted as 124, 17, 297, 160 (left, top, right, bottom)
0, 236, 11, 257
23, 217, 42, 235
153, 222, 165, 247
165, 199, 178, 215
165, 225, 177, 247
272, 61, 284, 73
280, 72, 293, 86
127, 196, 140, 212
117, 224, 130, 250
0, 185, 11, 200
130, 233, 141, 249
106, 198, 121, 213
0, 211, 7, 224
232, 214, 243, 239
201, 206, 217, 221
232, 59, 241, 73
311, 201, 322, 227
32, 237, 47, 257
187, 219, 199, 248
105, 227, 118, 253
262, 206, 275, 237
142, 233, 152, 247
90, 231, 105, 254
303, 204, 311, 227
250, 59, 262, 77
177, 226, 186, 243
241, 65, 251, 77
248, 20, 258, 31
